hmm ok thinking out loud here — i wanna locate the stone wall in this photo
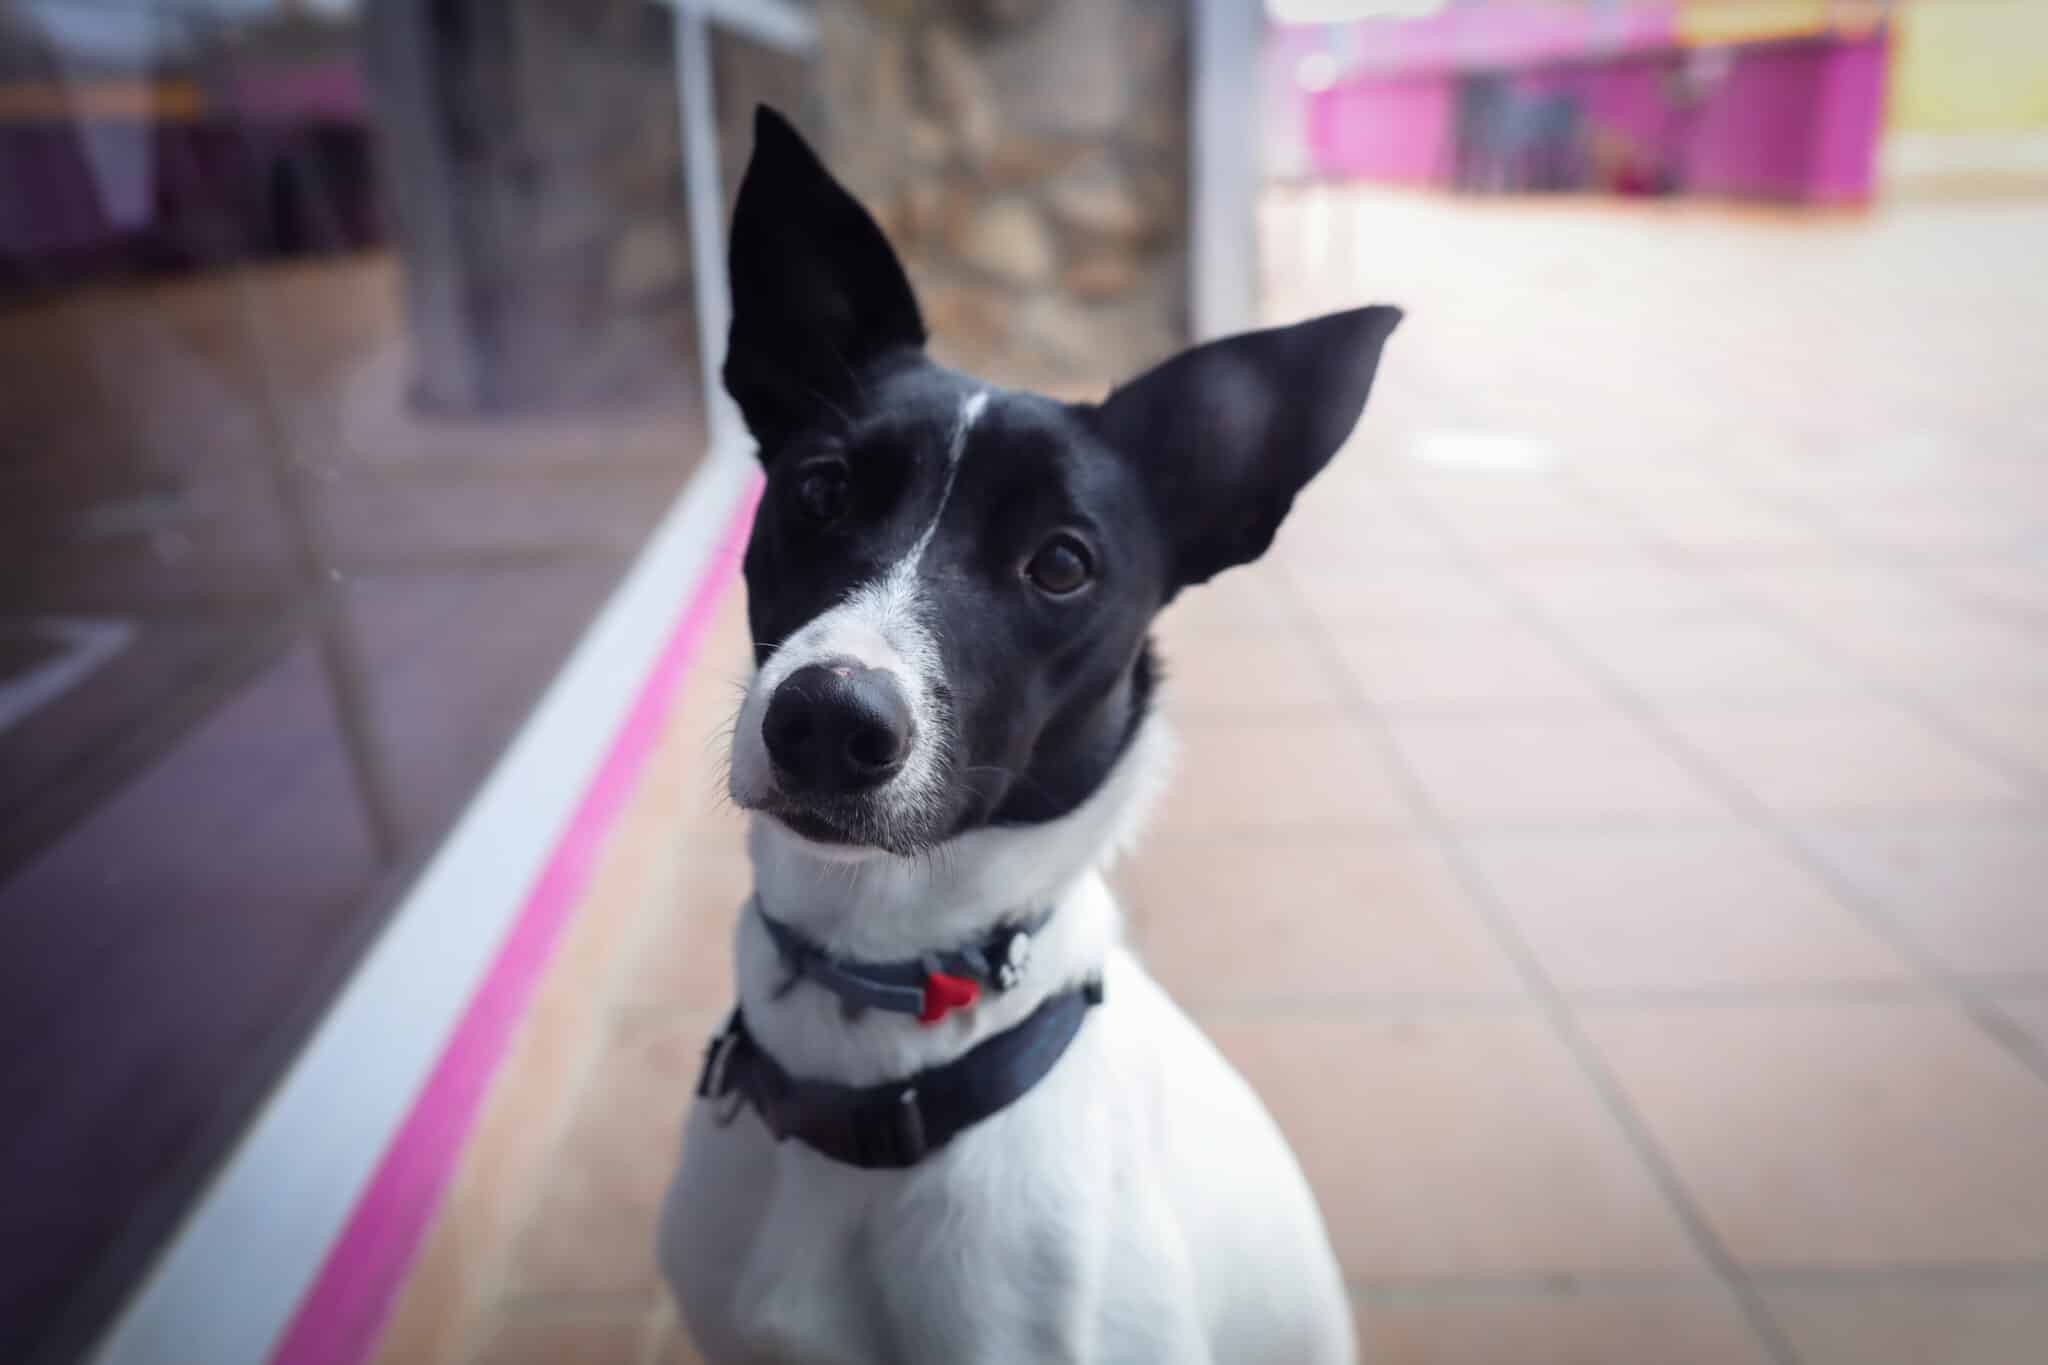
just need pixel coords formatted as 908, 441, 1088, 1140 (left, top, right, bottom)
814, 0, 1191, 394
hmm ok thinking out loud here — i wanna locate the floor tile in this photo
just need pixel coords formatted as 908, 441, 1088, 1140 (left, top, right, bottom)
1327, 621, 1606, 710
1286, 561, 1513, 625
1124, 835, 1520, 1002
1204, 1012, 1699, 1278
1762, 1285, 2048, 1365
1156, 560, 1304, 635
1503, 551, 1729, 619
1558, 615, 1856, 698
1583, 1001, 2048, 1266
1464, 827, 1911, 992
1387, 706, 1723, 826
467, 1308, 649, 1365
1359, 1287, 1768, 1365
1156, 720, 1418, 833
1654, 698, 2032, 816
502, 1013, 708, 1298
369, 1207, 481, 1365
1797, 823, 2048, 977
617, 846, 750, 1013
1624, 487, 1833, 557
1807, 612, 2048, 692
1153, 621, 1348, 714
1937, 559, 2048, 627
1425, 490, 1643, 556
1717, 560, 1949, 631
1277, 488, 1455, 563
1995, 998, 2048, 1054
1924, 691, 2048, 780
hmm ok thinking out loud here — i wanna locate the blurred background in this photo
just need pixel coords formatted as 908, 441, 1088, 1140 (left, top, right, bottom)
3, 1, 2045, 1363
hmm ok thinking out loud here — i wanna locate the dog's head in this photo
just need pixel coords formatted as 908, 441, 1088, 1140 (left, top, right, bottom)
725, 108, 1399, 857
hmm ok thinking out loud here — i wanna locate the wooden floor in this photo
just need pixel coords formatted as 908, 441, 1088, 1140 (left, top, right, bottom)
376, 187, 2048, 1365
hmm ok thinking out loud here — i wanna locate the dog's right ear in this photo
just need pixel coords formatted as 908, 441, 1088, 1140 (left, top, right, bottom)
724, 106, 926, 458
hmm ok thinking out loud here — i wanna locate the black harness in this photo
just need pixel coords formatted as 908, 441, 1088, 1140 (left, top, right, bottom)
695, 905, 1102, 1169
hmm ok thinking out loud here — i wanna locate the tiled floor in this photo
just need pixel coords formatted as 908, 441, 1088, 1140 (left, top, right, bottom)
373, 188, 2048, 1364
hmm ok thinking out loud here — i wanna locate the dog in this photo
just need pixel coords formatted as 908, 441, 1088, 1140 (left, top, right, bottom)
659, 107, 1400, 1364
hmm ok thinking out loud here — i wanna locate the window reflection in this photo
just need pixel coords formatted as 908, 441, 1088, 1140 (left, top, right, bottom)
0, 2, 711, 1355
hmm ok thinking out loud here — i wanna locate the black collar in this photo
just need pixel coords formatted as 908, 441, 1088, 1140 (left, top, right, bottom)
696, 980, 1103, 1169
756, 901, 1049, 1024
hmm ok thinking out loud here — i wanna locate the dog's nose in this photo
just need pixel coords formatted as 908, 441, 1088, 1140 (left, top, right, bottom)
762, 662, 914, 795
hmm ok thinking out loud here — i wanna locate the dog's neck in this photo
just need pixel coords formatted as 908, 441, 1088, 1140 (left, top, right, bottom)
731, 716, 1171, 1087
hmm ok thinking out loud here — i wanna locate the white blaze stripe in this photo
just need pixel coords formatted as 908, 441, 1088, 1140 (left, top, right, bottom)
911, 389, 989, 568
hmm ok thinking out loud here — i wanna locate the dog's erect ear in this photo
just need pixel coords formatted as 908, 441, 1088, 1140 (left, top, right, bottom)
1089, 305, 1401, 593
725, 106, 926, 456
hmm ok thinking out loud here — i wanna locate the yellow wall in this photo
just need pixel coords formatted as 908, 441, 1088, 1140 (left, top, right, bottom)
1890, 0, 2048, 133
1677, 0, 1829, 47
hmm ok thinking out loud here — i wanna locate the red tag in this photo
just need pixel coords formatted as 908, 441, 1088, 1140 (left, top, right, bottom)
919, 972, 980, 1025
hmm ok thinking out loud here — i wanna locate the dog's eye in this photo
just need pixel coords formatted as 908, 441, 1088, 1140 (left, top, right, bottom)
1024, 534, 1094, 596
792, 461, 849, 525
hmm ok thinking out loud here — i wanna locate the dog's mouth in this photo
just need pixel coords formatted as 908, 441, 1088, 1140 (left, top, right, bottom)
747, 788, 940, 858
770, 806, 859, 846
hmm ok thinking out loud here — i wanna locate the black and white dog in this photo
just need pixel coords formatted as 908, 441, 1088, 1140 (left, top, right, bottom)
660, 108, 1399, 1364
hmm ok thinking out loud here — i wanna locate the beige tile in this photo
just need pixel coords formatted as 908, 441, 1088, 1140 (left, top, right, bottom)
667, 663, 749, 781
1506, 552, 1729, 619
1583, 1001, 2048, 1266
1807, 612, 2048, 691
1928, 691, 2048, 779
1287, 561, 1512, 625
1359, 1288, 1768, 1365
1559, 615, 1855, 698
1996, 998, 2048, 1054
466, 1308, 649, 1365
370, 1206, 482, 1365
1387, 706, 1722, 826
1204, 1012, 1700, 1278
1156, 560, 1304, 634
1717, 561, 1946, 630
1798, 823, 2048, 976
1124, 836, 1520, 1002
1465, 827, 1911, 992
1427, 490, 1642, 556
1277, 487, 1454, 563
618, 845, 749, 1012
1762, 1285, 2048, 1365
1327, 621, 1606, 710
1153, 622, 1347, 714
1655, 698, 2031, 816
1938, 559, 2048, 626
1626, 488, 1832, 557
1155, 720, 1418, 833
502, 1012, 710, 1297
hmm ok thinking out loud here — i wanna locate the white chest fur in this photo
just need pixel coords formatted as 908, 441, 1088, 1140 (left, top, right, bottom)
656, 721, 1356, 1364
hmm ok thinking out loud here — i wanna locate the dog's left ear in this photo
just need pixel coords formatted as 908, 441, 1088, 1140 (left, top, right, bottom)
1088, 305, 1402, 593
725, 106, 927, 457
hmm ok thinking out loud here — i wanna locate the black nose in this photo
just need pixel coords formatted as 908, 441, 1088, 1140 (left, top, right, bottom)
761, 662, 914, 795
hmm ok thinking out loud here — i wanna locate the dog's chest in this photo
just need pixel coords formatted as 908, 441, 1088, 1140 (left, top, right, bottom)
662, 1010, 1128, 1364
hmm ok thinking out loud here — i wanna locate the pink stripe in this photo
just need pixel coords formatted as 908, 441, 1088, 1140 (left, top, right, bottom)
269, 479, 761, 1365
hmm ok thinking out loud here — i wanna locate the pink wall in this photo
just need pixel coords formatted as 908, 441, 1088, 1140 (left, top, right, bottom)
1305, 74, 1453, 186
1295, 31, 1887, 204
1810, 33, 1886, 202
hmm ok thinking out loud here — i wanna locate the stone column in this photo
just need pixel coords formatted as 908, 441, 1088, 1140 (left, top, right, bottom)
814, 0, 1190, 394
